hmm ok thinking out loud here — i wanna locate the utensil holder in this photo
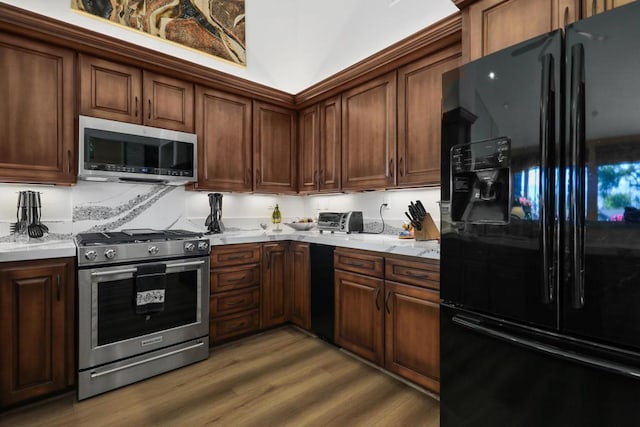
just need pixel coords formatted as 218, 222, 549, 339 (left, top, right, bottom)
414, 213, 440, 241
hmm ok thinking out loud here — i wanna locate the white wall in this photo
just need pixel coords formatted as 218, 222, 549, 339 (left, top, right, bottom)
1, 0, 457, 93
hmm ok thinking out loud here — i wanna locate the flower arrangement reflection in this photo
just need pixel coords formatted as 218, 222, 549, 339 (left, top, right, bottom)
511, 196, 533, 220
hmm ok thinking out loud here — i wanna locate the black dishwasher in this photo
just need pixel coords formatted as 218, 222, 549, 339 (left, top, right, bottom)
310, 244, 335, 344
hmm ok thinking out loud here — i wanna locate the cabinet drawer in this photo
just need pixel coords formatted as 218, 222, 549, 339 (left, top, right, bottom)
210, 287, 259, 317
334, 248, 384, 278
210, 310, 260, 342
385, 257, 440, 290
211, 244, 261, 267
210, 263, 260, 293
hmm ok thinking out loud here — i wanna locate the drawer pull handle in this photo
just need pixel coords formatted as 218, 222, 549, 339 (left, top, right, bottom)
374, 288, 381, 311
407, 271, 429, 279
228, 274, 248, 282
226, 255, 247, 261
346, 260, 367, 268
148, 99, 152, 120
225, 299, 247, 307
385, 291, 391, 314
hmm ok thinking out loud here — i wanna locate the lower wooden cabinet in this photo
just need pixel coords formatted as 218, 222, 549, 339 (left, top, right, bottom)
384, 281, 440, 393
209, 244, 262, 345
335, 269, 385, 365
335, 248, 440, 394
261, 242, 290, 328
0, 258, 75, 408
289, 242, 311, 329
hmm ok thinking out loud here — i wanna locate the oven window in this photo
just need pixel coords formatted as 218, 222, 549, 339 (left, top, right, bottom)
97, 270, 198, 346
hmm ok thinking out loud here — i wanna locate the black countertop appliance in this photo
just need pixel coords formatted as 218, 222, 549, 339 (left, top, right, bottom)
440, 3, 640, 425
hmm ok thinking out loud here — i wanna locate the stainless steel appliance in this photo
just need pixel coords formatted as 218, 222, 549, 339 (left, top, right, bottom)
441, 3, 640, 425
205, 193, 224, 234
78, 115, 197, 185
317, 211, 363, 233
75, 229, 210, 400
310, 244, 335, 344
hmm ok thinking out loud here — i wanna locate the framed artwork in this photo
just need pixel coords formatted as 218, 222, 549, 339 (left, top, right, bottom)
71, 0, 246, 66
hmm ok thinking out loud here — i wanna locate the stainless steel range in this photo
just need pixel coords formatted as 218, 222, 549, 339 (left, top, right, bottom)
75, 229, 210, 400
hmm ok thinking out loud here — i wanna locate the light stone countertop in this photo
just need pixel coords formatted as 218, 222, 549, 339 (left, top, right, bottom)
208, 230, 440, 260
0, 230, 440, 263
0, 238, 77, 262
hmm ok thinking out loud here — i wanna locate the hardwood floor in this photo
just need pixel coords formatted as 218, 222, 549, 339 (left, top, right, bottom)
0, 327, 439, 426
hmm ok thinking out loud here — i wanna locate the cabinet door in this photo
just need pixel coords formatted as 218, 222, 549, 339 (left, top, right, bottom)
253, 102, 297, 194
398, 49, 460, 186
335, 270, 384, 365
298, 104, 320, 193
0, 34, 75, 185
79, 54, 142, 124
384, 281, 440, 393
582, 0, 635, 17
262, 242, 290, 328
0, 259, 74, 407
195, 87, 252, 191
464, 0, 579, 62
289, 242, 311, 329
342, 72, 397, 190
319, 96, 342, 192
143, 70, 194, 132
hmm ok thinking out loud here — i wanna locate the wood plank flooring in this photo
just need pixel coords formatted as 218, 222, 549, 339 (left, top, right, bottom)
0, 327, 439, 426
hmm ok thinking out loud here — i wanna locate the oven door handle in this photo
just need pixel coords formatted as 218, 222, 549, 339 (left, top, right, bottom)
90, 260, 206, 277
165, 260, 206, 270
90, 341, 205, 378
91, 268, 137, 277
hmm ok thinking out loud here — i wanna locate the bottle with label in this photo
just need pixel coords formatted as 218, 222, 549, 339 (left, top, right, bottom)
272, 204, 282, 231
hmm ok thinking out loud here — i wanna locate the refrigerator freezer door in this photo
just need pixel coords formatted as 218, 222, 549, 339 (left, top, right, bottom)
441, 31, 562, 329
440, 305, 640, 427
563, 1, 640, 352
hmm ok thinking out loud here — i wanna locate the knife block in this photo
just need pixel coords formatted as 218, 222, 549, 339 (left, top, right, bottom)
414, 213, 440, 241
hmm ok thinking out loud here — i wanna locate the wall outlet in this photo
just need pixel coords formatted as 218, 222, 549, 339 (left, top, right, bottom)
382, 194, 390, 209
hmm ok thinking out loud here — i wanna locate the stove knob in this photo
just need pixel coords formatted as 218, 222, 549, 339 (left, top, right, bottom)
84, 250, 97, 261
148, 246, 159, 255
197, 241, 209, 251
104, 248, 117, 259
184, 242, 196, 252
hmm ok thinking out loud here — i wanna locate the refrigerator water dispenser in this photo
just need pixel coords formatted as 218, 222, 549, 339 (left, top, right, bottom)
450, 137, 511, 224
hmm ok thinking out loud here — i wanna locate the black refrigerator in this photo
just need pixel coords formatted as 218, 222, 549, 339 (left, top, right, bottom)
440, 3, 640, 426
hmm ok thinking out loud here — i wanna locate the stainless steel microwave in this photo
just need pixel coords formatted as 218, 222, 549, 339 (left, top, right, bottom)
78, 115, 197, 185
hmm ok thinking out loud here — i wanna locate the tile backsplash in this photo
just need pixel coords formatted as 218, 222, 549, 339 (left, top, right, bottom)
0, 182, 441, 238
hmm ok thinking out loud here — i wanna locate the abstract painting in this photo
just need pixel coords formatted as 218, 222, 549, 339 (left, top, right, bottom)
71, 0, 246, 65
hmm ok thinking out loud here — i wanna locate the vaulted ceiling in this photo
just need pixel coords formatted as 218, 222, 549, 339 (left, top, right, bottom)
2, 0, 458, 93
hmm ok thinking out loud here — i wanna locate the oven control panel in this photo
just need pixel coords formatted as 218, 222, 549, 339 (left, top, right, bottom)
77, 238, 211, 266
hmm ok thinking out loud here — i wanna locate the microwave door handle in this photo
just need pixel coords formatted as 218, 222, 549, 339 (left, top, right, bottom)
569, 43, 586, 309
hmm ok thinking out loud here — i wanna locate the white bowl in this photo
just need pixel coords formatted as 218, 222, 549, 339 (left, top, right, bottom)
285, 222, 316, 231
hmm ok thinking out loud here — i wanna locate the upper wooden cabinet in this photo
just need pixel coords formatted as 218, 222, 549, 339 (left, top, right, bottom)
79, 54, 194, 132
341, 72, 397, 191
582, 0, 636, 17
253, 102, 297, 194
0, 33, 75, 185
397, 49, 461, 187
462, 0, 579, 62
298, 96, 342, 193
195, 87, 252, 192
0, 258, 75, 408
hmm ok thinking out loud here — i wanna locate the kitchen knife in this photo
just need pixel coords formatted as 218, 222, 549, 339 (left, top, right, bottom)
416, 200, 427, 217
404, 212, 421, 230
408, 205, 422, 230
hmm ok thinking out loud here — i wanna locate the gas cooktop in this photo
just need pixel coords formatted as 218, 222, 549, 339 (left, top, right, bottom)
75, 229, 203, 246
